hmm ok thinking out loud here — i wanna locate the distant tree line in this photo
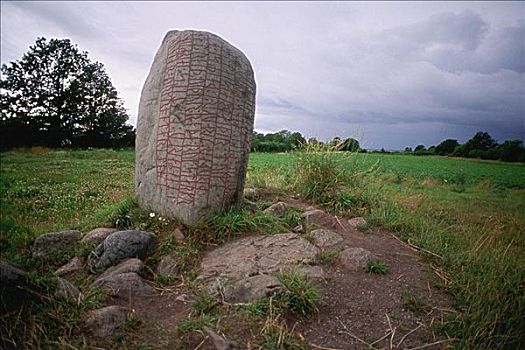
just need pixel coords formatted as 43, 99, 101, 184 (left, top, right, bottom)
251, 130, 364, 153
404, 131, 525, 162
0, 37, 135, 150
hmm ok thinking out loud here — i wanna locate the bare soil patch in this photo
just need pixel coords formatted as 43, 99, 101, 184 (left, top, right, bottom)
86, 197, 453, 349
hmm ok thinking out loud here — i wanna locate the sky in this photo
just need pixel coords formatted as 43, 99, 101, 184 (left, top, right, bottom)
1, 1, 524, 150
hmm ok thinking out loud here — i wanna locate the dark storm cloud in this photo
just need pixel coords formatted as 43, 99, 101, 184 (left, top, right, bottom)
1, 2, 524, 149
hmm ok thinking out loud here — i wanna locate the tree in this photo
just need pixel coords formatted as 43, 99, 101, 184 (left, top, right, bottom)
463, 131, 497, 153
435, 139, 459, 155
404, 147, 413, 153
414, 144, 426, 153
0, 37, 133, 149
497, 140, 525, 162
340, 137, 361, 152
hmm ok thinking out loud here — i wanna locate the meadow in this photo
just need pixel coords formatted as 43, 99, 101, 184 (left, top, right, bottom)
1, 148, 524, 349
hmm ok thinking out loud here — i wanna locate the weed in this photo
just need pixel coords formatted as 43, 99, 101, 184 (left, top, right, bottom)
365, 260, 389, 275
257, 313, 308, 350
193, 292, 219, 316
278, 269, 319, 319
315, 250, 338, 265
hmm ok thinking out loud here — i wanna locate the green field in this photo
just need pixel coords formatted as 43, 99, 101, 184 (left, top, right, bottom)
1, 148, 524, 349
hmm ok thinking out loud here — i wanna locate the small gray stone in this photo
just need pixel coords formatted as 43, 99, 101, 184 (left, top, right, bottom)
85, 305, 129, 338
263, 202, 287, 216
243, 188, 259, 201
302, 209, 336, 229
172, 228, 185, 243
348, 217, 367, 229
54, 257, 82, 276
95, 272, 157, 296
297, 265, 325, 280
339, 247, 376, 271
204, 326, 240, 350
81, 227, 117, 243
32, 230, 81, 259
157, 255, 179, 278
212, 274, 286, 303
310, 229, 344, 248
96, 258, 144, 281
55, 277, 81, 302
88, 230, 156, 273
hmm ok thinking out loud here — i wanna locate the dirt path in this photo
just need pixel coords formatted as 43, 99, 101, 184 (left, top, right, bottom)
87, 198, 454, 349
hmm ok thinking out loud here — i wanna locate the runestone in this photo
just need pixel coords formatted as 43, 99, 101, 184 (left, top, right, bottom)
135, 30, 256, 225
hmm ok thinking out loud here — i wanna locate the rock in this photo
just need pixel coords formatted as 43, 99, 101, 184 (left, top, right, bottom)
348, 217, 367, 229
135, 30, 256, 226
85, 305, 129, 338
199, 233, 321, 302
81, 227, 117, 243
54, 257, 82, 276
95, 272, 157, 296
297, 265, 325, 280
302, 209, 337, 229
263, 202, 287, 216
243, 188, 259, 201
88, 230, 155, 273
214, 274, 286, 303
156, 255, 179, 278
172, 228, 185, 243
204, 326, 240, 350
32, 230, 81, 259
310, 229, 344, 248
339, 247, 376, 271
55, 277, 81, 302
1, 260, 29, 312
96, 258, 144, 281
292, 224, 303, 233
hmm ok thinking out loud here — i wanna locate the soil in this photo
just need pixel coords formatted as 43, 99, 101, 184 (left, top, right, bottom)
86, 197, 455, 350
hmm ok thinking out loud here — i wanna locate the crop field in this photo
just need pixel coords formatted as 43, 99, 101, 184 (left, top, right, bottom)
1, 148, 524, 349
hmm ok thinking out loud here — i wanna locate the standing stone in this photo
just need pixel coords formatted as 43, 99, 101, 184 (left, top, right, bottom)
136, 30, 256, 226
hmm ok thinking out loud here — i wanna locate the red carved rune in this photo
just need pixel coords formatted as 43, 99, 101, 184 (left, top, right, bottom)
155, 32, 255, 207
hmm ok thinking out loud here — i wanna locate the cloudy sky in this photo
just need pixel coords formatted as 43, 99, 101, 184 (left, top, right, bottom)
1, 1, 524, 149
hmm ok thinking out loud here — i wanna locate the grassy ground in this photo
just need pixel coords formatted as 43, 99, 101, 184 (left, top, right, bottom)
1, 147, 524, 349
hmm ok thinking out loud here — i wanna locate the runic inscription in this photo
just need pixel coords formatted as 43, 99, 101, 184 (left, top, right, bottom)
135, 30, 256, 226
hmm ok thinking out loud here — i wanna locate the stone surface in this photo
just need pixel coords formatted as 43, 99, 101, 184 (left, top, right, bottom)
96, 258, 144, 281
348, 217, 367, 229
88, 230, 155, 273
85, 305, 129, 338
204, 326, 240, 350
156, 255, 179, 277
302, 209, 337, 229
32, 230, 81, 259
81, 227, 117, 243
1, 260, 29, 312
212, 274, 286, 303
263, 202, 287, 216
55, 277, 81, 302
95, 272, 157, 296
172, 228, 185, 243
54, 257, 82, 276
339, 247, 376, 271
310, 229, 344, 248
199, 233, 321, 302
135, 30, 256, 226
243, 188, 259, 201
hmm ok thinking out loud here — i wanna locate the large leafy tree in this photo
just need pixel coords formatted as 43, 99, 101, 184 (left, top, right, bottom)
0, 37, 133, 148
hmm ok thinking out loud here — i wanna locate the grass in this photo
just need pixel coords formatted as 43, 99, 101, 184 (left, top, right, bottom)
1, 148, 524, 349
365, 260, 389, 274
